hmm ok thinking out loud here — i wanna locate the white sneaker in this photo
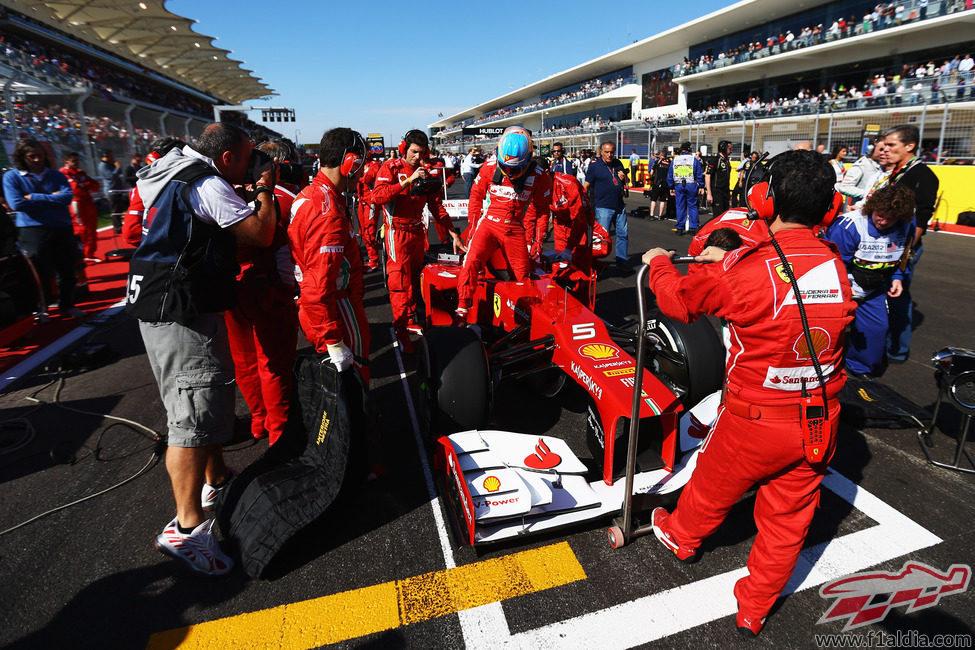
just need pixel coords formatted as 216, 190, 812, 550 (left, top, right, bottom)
154, 517, 233, 576
201, 471, 234, 511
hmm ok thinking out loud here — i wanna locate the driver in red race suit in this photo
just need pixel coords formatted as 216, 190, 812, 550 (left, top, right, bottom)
370, 129, 464, 351
357, 154, 382, 272
289, 128, 371, 384
455, 127, 551, 323
641, 150, 857, 638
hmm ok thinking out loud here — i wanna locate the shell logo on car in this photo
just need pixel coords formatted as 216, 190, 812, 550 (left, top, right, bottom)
483, 475, 501, 492
579, 343, 619, 360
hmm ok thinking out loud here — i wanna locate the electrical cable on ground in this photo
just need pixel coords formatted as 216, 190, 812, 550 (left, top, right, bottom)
0, 361, 165, 538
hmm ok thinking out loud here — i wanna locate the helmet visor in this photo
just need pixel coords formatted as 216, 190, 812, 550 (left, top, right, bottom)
500, 161, 529, 179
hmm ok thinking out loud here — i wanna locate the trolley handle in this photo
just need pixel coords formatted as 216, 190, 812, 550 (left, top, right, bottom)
621, 264, 650, 534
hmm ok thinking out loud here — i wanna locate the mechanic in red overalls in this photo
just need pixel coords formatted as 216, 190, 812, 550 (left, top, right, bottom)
60, 152, 100, 261
548, 162, 594, 273
455, 127, 551, 324
356, 153, 383, 272
289, 128, 371, 385
224, 140, 299, 444
371, 129, 464, 351
641, 150, 857, 638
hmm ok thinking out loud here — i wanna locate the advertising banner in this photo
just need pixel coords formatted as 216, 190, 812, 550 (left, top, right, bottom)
367, 133, 385, 156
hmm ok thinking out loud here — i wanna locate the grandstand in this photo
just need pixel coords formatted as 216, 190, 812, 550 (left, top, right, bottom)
430, 0, 975, 230
0, 0, 281, 174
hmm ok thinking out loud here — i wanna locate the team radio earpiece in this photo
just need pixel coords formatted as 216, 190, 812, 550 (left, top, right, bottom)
398, 129, 429, 158
340, 130, 367, 177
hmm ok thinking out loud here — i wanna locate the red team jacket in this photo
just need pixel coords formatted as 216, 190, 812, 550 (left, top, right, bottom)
288, 172, 365, 351
548, 171, 593, 252
370, 158, 453, 233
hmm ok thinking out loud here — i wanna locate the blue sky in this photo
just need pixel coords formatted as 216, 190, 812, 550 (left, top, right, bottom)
169, 0, 730, 147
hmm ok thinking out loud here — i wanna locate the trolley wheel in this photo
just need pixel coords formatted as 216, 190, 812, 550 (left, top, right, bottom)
607, 525, 626, 549
417, 327, 491, 435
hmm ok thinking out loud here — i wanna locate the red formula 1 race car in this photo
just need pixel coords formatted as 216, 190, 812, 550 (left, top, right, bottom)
417, 255, 725, 546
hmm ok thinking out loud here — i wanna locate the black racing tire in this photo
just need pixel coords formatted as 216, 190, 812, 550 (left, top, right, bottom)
645, 314, 724, 407
417, 327, 491, 434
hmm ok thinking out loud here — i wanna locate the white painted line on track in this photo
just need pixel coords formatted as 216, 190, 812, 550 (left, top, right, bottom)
0, 299, 127, 393
390, 328, 457, 571
393, 327, 504, 648
459, 470, 942, 649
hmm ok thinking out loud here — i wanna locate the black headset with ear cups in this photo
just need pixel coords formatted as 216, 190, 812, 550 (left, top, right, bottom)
744, 151, 776, 221
398, 129, 429, 158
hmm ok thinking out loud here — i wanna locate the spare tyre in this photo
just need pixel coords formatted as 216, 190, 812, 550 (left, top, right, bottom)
417, 327, 491, 434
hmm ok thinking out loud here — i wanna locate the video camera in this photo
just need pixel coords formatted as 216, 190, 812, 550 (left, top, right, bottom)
278, 161, 305, 187
246, 149, 275, 184
409, 162, 446, 196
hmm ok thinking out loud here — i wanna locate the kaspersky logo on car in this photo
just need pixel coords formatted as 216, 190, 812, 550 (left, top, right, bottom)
817, 561, 970, 631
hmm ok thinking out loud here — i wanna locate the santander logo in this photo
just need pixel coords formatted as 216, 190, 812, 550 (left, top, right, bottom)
524, 438, 562, 470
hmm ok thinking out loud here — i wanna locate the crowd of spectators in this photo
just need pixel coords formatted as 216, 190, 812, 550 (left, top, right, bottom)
1, 98, 164, 155
673, 1, 973, 78
0, 31, 210, 117
652, 56, 975, 127
449, 75, 635, 130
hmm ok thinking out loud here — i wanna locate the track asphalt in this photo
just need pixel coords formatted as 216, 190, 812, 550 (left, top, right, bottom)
1, 197, 973, 649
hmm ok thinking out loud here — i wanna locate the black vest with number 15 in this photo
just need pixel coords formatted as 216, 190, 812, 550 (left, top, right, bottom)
125, 162, 238, 324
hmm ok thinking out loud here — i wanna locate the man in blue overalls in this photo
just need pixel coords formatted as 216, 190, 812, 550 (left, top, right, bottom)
668, 142, 705, 235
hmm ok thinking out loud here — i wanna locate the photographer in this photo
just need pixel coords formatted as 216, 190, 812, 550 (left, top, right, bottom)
127, 122, 278, 577
371, 129, 464, 352
641, 150, 856, 637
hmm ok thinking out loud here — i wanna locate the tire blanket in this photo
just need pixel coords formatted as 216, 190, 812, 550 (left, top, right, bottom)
217, 349, 364, 578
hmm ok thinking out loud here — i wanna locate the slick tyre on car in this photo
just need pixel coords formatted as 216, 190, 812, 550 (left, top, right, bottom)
418, 327, 491, 434
645, 314, 724, 407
